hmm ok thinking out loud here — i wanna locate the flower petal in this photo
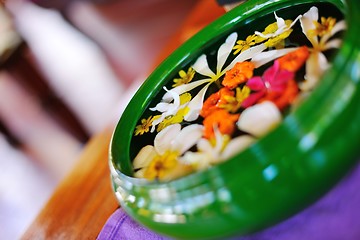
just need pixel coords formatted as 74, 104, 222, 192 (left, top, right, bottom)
300, 51, 329, 91
180, 151, 211, 171
184, 82, 212, 121
150, 102, 172, 112
133, 145, 158, 170
221, 135, 255, 160
161, 163, 194, 181
323, 38, 343, 51
300, 6, 319, 47
217, 32, 238, 74
247, 76, 264, 90
172, 124, 204, 154
251, 47, 299, 68
193, 54, 215, 77
163, 79, 210, 101
242, 90, 266, 108
154, 124, 181, 155
237, 101, 282, 137
225, 43, 268, 72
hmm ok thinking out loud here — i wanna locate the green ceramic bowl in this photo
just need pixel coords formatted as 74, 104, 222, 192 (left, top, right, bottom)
109, 0, 360, 239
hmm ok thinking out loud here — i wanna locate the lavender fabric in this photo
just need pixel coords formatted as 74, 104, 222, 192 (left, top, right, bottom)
98, 162, 360, 240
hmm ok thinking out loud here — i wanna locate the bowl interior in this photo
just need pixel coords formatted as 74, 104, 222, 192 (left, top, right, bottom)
111, 0, 346, 178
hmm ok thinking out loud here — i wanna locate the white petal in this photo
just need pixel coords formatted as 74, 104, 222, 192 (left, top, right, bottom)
172, 124, 204, 154
275, 12, 287, 32
217, 32, 238, 74
154, 124, 181, 155
133, 145, 158, 169
150, 115, 166, 133
150, 102, 172, 112
251, 47, 299, 68
323, 38, 343, 51
237, 101, 282, 137
134, 168, 147, 178
162, 79, 210, 101
331, 20, 347, 35
221, 135, 255, 160
225, 44, 267, 72
184, 83, 211, 121
197, 138, 214, 155
300, 6, 319, 47
180, 151, 211, 170
300, 51, 329, 91
193, 54, 215, 77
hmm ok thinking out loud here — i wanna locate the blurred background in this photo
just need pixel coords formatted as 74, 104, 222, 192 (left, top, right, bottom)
0, 0, 228, 238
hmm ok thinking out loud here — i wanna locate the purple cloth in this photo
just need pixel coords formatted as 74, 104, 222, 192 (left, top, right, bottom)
98, 162, 360, 240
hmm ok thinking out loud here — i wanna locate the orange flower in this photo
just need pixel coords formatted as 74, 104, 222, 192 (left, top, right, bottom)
200, 88, 234, 118
278, 46, 309, 72
203, 109, 239, 139
222, 61, 255, 89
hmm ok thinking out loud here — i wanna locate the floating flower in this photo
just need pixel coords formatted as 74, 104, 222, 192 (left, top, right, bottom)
242, 60, 295, 108
237, 101, 282, 137
134, 116, 156, 136
278, 46, 310, 72
200, 87, 234, 118
222, 61, 255, 89
181, 127, 255, 169
172, 67, 196, 87
149, 89, 191, 132
203, 109, 240, 139
261, 78, 299, 110
233, 34, 260, 54
133, 124, 203, 181
299, 6, 346, 90
255, 12, 301, 48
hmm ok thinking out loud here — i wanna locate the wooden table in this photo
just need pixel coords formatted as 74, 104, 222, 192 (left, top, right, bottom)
21, 1, 226, 239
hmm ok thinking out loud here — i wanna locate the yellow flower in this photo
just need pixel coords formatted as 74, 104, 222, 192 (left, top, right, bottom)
157, 107, 189, 131
220, 86, 251, 113
232, 34, 260, 55
262, 20, 294, 48
143, 150, 179, 180
172, 67, 195, 87
310, 17, 336, 37
265, 28, 293, 48
134, 116, 156, 136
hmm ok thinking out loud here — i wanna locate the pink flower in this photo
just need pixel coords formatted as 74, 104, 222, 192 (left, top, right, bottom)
242, 60, 294, 108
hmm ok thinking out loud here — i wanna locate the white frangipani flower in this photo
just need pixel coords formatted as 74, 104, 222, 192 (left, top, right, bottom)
133, 123, 203, 180
181, 127, 255, 170
299, 6, 346, 90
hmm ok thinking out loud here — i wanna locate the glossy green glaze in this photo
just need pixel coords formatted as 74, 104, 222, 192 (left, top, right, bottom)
109, 0, 360, 239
